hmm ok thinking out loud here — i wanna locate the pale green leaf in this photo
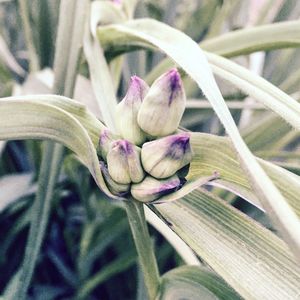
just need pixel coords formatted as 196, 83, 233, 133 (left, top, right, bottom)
144, 207, 200, 266
154, 132, 300, 218
201, 20, 300, 57
97, 19, 300, 257
155, 189, 300, 300
206, 52, 300, 130
0, 96, 114, 198
146, 20, 300, 83
84, 3, 119, 132
158, 266, 241, 300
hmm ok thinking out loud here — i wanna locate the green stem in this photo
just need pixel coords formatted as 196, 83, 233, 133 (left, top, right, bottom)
124, 200, 160, 300
12, 143, 63, 299
9, 1, 89, 299
18, 0, 40, 72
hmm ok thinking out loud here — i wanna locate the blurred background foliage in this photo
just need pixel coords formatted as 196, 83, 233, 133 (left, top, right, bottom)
0, 0, 300, 299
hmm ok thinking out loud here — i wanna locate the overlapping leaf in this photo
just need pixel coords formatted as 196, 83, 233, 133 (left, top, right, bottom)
155, 189, 300, 300
158, 266, 241, 300
96, 18, 300, 258
1, 95, 300, 299
0, 96, 113, 198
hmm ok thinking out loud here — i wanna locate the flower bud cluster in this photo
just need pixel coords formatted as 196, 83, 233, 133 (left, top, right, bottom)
98, 69, 193, 202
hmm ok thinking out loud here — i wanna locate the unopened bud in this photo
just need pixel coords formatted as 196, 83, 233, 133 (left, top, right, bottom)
137, 68, 186, 137
131, 175, 182, 203
141, 133, 193, 178
116, 76, 149, 145
107, 140, 145, 184
98, 129, 115, 160
100, 161, 130, 196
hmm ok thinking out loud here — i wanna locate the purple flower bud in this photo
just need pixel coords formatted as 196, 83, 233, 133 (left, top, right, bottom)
98, 128, 117, 161
100, 161, 130, 196
111, 0, 122, 5
141, 133, 193, 178
107, 139, 145, 184
131, 175, 182, 202
137, 68, 186, 137
116, 76, 149, 145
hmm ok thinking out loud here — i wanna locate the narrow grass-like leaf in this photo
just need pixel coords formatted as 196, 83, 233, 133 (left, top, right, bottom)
97, 19, 300, 258
18, 0, 40, 72
158, 265, 241, 300
144, 207, 200, 266
145, 20, 300, 83
0, 34, 26, 77
76, 250, 136, 299
200, 20, 300, 57
0, 98, 113, 198
2, 96, 299, 218
206, 52, 300, 130
155, 133, 300, 217
155, 189, 300, 300
98, 18, 300, 257
84, 4, 118, 132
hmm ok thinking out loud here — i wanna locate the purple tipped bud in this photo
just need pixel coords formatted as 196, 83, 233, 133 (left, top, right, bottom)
141, 133, 193, 178
137, 68, 186, 137
111, 0, 122, 4
116, 76, 149, 145
100, 161, 130, 196
107, 139, 145, 184
98, 129, 116, 161
131, 175, 182, 203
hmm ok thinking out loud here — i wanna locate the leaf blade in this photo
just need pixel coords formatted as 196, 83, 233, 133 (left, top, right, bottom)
97, 19, 300, 258
155, 189, 300, 300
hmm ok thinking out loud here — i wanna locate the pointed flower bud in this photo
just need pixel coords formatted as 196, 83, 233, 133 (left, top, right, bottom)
107, 140, 145, 184
116, 76, 149, 145
100, 161, 130, 196
131, 175, 182, 203
141, 133, 193, 179
137, 68, 186, 137
98, 129, 115, 161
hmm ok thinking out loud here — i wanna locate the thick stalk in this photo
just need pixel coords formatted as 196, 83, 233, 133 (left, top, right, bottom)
124, 200, 160, 300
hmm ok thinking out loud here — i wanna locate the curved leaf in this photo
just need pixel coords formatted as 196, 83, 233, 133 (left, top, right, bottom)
0, 96, 114, 198
2, 96, 299, 218
97, 18, 300, 258
206, 52, 300, 130
158, 266, 241, 300
145, 20, 300, 83
189, 133, 300, 215
155, 189, 300, 300
201, 20, 300, 56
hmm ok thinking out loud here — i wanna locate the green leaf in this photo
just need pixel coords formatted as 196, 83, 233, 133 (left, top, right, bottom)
97, 18, 300, 258
200, 20, 300, 57
144, 207, 200, 266
1, 95, 299, 219
158, 265, 241, 300
154, 133, 300, 218
98, 18, 300, 258
206, 52, 300, 130
155, 189, 300, 300
84, 1, 120, 132
145, 20, 300, 83
190, 133, 300, 215
76, 250, 136, 299
0, 96, 114, 198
